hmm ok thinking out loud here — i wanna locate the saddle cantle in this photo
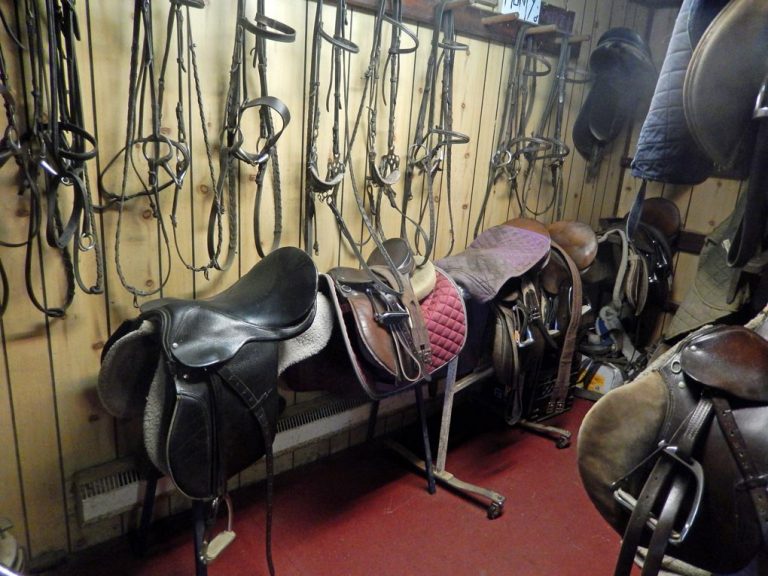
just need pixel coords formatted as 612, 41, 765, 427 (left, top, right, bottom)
578, 324, 768, 576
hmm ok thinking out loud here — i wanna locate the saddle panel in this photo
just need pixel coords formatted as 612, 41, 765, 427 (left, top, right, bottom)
577, 369, 670, 529
680, 325, 768, 402
141, 247, 318, 368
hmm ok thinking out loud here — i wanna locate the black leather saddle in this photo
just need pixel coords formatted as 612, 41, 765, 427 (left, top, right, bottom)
573, 28, 656, 178
140, 246, 318, 368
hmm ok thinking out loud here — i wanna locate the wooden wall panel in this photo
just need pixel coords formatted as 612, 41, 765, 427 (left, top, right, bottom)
1, 0, 737, 561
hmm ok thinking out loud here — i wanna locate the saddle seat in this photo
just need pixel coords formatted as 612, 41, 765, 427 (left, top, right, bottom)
547, 220, 598, 272
141, 247, 318, 368
680, 325, 768, 402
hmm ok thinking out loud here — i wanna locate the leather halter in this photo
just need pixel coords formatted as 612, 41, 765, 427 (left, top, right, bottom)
401, 0, 469, 264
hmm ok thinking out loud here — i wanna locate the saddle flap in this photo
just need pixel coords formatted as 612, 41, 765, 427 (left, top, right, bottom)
98, 319, 160, 419
681, 325, 768, 401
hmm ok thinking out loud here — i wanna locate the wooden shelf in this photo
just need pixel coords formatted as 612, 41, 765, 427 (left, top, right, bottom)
341, 1, 578, 57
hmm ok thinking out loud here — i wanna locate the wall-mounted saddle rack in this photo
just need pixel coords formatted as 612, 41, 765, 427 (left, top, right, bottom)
340, 0, 584, 59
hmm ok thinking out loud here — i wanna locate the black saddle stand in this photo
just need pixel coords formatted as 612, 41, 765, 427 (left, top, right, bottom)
133, 473, 210, 576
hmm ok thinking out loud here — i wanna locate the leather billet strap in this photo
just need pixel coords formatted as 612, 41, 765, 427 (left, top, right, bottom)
546, 241, 583, 415
711, 395, 768, 549
611, 352, 715, 576
611, 374, 714, 576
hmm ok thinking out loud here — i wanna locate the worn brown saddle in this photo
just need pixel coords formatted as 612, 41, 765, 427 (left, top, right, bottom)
578, 323, 768, 576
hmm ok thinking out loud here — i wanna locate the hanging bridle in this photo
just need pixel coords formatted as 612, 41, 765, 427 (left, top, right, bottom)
1, 0, 103, 318
216, 0, 294, 267
474, 29, 582, 235
359, 0, 418, 235
401, 0, 469, 265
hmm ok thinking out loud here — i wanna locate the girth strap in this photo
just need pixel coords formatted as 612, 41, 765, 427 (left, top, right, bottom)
546, 241, 582, 415
217, 363, 277, 576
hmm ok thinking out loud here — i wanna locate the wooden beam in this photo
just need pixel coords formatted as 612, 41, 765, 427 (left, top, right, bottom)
341, 0, 577, 54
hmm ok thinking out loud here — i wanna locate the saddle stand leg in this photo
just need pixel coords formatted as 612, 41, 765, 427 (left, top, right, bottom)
192, 501, 208, 576
518, 418, 572, 449
433, 361, 506, 519
414, 383, 437, 494
386, 361, 506, 517
366, 401, 381, 442
132, 471, 159, 557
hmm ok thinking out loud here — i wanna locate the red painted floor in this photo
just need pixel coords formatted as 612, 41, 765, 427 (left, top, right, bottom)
53, 398, 628, 576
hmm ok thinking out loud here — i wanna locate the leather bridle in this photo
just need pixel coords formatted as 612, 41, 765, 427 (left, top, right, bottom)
474, 30, 578, 235
0, 0, 103, 318
216, 0, 294, 267
401, 0, 469, 265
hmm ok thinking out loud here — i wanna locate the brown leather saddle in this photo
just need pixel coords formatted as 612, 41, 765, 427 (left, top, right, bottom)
578, 324, 768, 576
97, 247, 318, 575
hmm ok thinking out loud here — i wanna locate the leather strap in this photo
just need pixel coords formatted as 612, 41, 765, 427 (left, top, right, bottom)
547, 241, 582, 414
370, 265, 432, 382
613, 388, 714, 576
711, 396, 768, 549
217, 364, 276, 576
727, 75, 768, 268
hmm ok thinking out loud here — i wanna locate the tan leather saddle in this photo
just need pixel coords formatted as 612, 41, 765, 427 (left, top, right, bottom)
578, 324, 768, 576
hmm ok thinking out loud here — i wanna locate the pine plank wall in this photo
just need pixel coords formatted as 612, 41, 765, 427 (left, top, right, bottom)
0, 0, 741, 563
